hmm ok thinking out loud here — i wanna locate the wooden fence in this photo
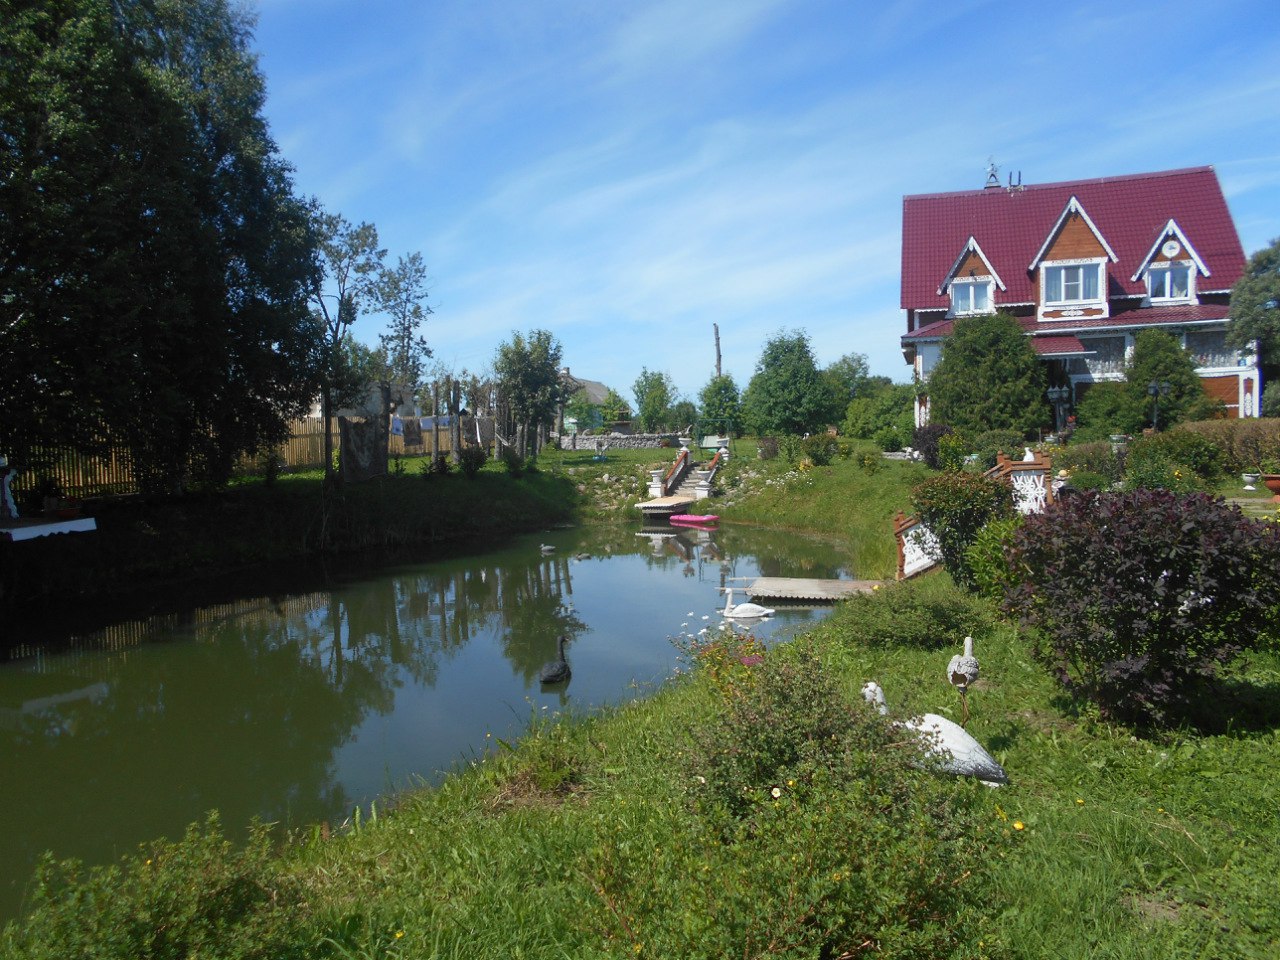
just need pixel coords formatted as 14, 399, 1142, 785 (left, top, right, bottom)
9, 417, 464, 503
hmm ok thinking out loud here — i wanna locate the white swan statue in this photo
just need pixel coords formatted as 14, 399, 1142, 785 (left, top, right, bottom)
862, 681, 1008, 786
720, 586, 775, 619
540, 543, 555, 555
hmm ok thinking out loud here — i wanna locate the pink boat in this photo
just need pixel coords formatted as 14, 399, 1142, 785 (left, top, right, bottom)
670, 514, 719, 525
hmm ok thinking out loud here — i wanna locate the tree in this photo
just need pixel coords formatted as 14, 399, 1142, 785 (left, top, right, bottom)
310, 214, 385, 482
564, 390, 603, 433
698, 375, 742, 436
1, 0, 323, 490
1227, 237, 1280, 378
494, 330, 564, 457
633, 369, 676, 432
1123, 328, 1217, 430
741, 330, 834, 436
600, 388, 632, 425
842, 382, 917, 451
927, 313, 1046, 436
377, 252, 432, 393
821, 353, 874, 422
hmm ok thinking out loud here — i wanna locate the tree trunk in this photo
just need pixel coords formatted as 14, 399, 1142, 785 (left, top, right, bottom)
450, 380, 462, 463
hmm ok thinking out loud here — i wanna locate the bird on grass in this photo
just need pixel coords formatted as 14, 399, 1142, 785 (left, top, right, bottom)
719, 586, 775, 619
947, 635, 980, 727
539, 634, 571, 685
862, 681, 1008, 786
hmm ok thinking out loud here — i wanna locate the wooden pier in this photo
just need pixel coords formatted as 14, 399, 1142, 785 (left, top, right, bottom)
634, 495, 694, 519
743, 578, 885, 601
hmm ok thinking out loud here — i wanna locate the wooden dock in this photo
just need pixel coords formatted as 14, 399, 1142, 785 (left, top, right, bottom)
744, 578, 884, 601
635, 495, 694, 518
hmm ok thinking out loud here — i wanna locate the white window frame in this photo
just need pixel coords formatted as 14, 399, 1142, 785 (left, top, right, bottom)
1039, 257, 1107, 318
948, 277, 994, 317
1146, 261, 1196, 304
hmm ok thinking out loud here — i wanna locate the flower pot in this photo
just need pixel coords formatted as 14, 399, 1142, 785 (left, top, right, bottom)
1242, 472, 1261, 490
1263, 474, 1280, 502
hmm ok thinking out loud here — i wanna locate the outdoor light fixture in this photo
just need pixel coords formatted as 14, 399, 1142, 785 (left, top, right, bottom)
1147, 380, 1172, 430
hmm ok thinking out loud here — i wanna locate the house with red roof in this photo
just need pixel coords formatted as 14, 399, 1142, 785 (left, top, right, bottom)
900, 166, 1261, 428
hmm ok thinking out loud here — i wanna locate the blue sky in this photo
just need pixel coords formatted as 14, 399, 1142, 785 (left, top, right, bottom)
252, 0, 1280, 402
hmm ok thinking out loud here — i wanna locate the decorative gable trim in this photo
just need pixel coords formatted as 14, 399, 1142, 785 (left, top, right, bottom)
1130, 219, 1210, 281
937, 236, 1007, 295
1029, 196, 1118, 271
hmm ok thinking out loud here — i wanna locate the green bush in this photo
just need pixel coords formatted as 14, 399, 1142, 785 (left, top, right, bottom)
801, 433, 839, 466
457, 445, 488, 479
911, 471, 1015, 589
500, 446, 524, 477
1065, 469, 1111, 492
964, 516, 1023, 602
1005, 490, 1280, 726
7, 815, 306, 960
1122, 453, 1201, 493
1053, 440, 1123, 484
756, 436, 779, 460
972, 429, 1026, 470
911, 423, 953, 470
1127, 430, 1221, 482
936, 430, 969, 472
1174, 418, 1280, 474
838, 574, 999, 648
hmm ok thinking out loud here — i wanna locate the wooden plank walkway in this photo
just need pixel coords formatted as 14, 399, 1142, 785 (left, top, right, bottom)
635, 495, 695, 517
744, 577, 884, 601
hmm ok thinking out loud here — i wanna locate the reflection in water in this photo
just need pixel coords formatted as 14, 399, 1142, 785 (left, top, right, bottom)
0, 523, 850, 919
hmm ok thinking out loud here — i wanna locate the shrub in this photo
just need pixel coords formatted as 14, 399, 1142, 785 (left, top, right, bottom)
779, 435, 803, 464
964, 516, 1024, 602
1127, 430, 1221, 483
1053, 440, 1123, 485
911, 471, 1015, 589
500, 446, 524, 477
936, 430, 969, 472
1004, 490, 1280, 726
756, 436, 779, 460
801, 433, 839, 467
1065, 469, 1111, 492
8, 815, 305, 960
838, 574, 998, 648
911, 423, 954, 470
1122, 452, 1201, 493
971, 429, 1026, 471
1175, 418, 1280, 474
458, 445, 488, 479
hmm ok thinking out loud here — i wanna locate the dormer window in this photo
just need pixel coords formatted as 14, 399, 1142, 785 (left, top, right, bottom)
950, 278, 992, 315
1044, 262, 1101, 305
1147, 263, 1192, 302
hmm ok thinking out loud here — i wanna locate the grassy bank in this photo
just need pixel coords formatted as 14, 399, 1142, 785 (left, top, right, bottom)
5, 447, 1278, 957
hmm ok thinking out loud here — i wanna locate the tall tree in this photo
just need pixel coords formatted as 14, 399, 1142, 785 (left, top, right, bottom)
698, 374, 741, 436
1, 0, 322, 490
822, 353, 873, 417
377, 252, 433, 393
1227, 236, 1280, 384
599, 388, 632, 425
741, 330, 833, 436
927, 313, 1046, 436
494, 330, 564, 457
632, 368, 676, 433
1123, 328, 1215, 430
309, 214, 385, 482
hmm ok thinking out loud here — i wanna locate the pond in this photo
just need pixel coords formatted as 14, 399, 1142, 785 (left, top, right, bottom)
0, 521, 854, 919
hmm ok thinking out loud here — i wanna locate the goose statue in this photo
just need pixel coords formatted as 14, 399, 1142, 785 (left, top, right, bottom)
719, 586, 775, 619
947, 635, 980, 727
862, 681, 1008, 786
539, 635, 571, 685
540, 543, 556, 555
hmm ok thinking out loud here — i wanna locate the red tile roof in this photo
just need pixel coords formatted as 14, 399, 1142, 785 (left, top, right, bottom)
1032, 335, 1090, 357
901, 167, 1245, 311
903, 303, 1231, 343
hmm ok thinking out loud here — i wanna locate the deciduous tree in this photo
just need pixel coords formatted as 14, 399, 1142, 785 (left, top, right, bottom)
632, 368, 676, 432
741, 330, 834, 436
494, 330, 564, 457
698, 375, 742, 436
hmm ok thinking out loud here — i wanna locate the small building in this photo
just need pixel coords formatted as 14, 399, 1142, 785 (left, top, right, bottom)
900, 166, 1261, 426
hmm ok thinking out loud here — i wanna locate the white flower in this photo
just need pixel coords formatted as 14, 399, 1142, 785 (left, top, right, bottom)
771, 787, 782, 798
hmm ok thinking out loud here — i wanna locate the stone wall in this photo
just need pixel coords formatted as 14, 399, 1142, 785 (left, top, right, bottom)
556, 432, 680, 450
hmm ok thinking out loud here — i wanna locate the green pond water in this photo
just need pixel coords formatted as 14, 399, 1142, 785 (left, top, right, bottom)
0, 522, 853, 920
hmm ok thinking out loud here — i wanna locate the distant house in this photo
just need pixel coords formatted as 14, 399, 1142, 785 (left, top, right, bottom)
900, 166, 1260, 426
559, 367, 618, 434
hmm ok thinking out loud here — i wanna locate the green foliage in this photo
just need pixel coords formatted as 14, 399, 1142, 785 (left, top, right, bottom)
741, 330, 836, 436
598, 387, 632, 424
837, 574, 999, 648
494, 329, 565, 457
911, 423, 953, 469
800, 433, 839, 466
1174, 418, 1280, 473
965, 516, 1024, 602
1073, 382, 1146, 441
1122, 453, 1200, 493
842, 383, 917, 452
1227, 236, 1280, 368
755, 436, 779, 460
928, 312, 1047, 435
420, 453, 452, 477
936, 430, 969, 471
1126, 430, 1221, 483
972, 429, 1027, 470
500, 446, 525, 477
820, 352, 874, 418
911, 471, 1015, 589
1006, 490, 1280, 726
632, 368, 677, 432
376, 252, 433, 392
564, 388, 603, 433
1, 0, 324, 490
696, 374, 741, 436
1124, 329, 1211, 431
7, 815, 305, 960
457, 446, 487, 479
1053, 440, 1123, 484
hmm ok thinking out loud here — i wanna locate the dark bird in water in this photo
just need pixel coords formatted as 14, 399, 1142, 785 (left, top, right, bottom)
539, 634, 571, 684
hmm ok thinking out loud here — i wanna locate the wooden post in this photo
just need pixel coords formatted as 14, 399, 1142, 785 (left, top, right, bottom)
431, 383, 440, 461
714, 323, 722, 378
450, 379, 462, 462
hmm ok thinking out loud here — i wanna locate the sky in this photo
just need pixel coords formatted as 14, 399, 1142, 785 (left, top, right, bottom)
251, 0, 1280, 402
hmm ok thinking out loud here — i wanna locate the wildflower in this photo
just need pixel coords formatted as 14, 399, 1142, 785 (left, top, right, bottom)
871, 584, 880, 591
1076, 798, 1084, 806
1013, 821, 1025, 831
395, 931, 405, 940
787, 779, 795, 787
771, 786, 782, 798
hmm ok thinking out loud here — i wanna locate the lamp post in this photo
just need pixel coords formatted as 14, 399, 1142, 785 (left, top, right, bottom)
1147, 381, 1171, 431
1046, 385, 1070, 432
